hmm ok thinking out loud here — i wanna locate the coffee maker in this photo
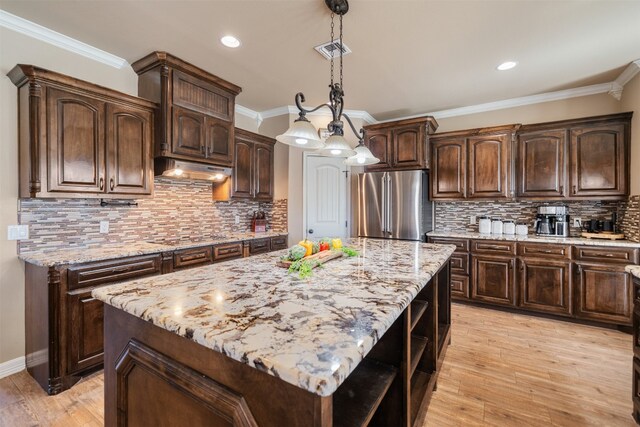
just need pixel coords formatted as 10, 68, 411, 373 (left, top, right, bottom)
534, 205, 569, 237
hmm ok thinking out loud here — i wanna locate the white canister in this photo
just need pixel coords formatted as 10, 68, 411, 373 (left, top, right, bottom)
503, 220, 516, 235
478, 216, 492, 234
516, 222, 528, 236
491, 218, 503, 234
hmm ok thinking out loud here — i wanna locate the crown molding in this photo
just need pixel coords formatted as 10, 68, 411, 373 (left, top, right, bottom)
0, 10, 127, 69
609, 59, 640, 100
235, 104, 263, 128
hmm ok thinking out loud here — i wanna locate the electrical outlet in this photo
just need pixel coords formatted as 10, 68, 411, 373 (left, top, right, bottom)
573, 217, 582, 228
7, 225, 29, 240
469, 215, 477, 225
99, 221, 109, 234
235, 215, 240, 224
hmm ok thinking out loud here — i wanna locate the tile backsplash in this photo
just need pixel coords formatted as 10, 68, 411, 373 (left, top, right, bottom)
18, 177, 288, 253
434, 199, 638, 241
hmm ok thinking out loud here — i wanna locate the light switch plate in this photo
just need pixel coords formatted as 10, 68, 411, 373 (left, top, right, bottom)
99, 221, 109, 234
7, 225, 29, 240
235, 215, 240, 224
469, 215, 477, 225
573, 217, 582, 228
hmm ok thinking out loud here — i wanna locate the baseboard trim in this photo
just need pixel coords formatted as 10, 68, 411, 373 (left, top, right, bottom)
0, 356, 26, 379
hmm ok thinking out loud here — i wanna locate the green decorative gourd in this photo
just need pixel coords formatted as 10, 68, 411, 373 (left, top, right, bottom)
312, 242, 320, 254
288, 244, 307, 261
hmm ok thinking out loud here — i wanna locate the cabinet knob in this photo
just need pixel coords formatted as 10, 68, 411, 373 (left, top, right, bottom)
99, 177, 104, 191
572, 185, 577, 195
109, 178, 114, 191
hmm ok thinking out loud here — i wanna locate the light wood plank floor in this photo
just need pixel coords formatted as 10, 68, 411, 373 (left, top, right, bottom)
0, 303, 634, 426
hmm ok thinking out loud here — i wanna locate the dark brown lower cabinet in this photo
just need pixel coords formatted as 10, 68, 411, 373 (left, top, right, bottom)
67, 289, 105, 374
451, 275, 469, 299
518, 258, 572, 316
471, 255, 516, 307
26, 235, 288, 395
574, 263, 632, 325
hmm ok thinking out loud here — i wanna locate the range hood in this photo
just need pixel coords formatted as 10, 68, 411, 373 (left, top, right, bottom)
155, 158, 231, 182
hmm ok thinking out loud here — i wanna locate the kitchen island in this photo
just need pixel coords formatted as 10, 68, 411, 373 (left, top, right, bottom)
93, 238, 455, 427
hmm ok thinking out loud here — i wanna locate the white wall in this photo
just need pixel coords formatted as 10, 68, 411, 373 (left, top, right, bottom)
0, 27, 139, 365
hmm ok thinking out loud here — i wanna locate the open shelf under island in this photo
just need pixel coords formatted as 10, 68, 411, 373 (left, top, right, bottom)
93, 238, 455, 427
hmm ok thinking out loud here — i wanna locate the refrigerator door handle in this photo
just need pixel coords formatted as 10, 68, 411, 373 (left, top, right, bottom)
386, 174, 392, 235
381, 174, 387, 233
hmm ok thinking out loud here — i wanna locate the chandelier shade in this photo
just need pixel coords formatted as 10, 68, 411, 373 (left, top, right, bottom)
345, 141, 380, 166
275, 115, 325, 149
317, 134, 356, 157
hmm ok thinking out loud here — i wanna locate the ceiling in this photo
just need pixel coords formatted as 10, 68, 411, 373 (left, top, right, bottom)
2, 0, 640, 121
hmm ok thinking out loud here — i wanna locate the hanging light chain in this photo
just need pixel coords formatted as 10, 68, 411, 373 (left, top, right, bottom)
339, 13, 343, 90
330, 12, 335, 88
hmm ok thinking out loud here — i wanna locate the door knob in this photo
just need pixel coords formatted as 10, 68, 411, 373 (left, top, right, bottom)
308, 229, 314, 234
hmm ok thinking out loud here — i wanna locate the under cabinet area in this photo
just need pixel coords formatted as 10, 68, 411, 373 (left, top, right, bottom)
8, 65, 156, 198
427, 235, 639, 327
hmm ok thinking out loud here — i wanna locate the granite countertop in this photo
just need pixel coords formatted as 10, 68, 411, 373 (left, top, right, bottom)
626, 265, 640, 279
92, 238, 455, 397
428, 230, 640, 248
19, 231, 289, 267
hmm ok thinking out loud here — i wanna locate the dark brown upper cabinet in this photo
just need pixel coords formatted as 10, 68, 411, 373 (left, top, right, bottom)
363, 116, 438, 171
467, 133, 511, 199
430, 125, 518, 200
517, 112, 631, 200
516, 128, 567, 198
430, 138, 467, 199
8, 65, 155, 198
132, 52, 241, 168
569, 118, 629, 199
213, 128, 274, 201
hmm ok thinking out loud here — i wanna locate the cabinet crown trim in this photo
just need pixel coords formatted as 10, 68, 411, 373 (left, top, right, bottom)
364, 115, 438, 133
431, 124, 520, 140
131, 51, 242, 95
7, 64, 157, 109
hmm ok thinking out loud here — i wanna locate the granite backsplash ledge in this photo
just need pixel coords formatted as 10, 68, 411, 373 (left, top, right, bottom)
434, 198, 639, 241
19, 177, 288, 254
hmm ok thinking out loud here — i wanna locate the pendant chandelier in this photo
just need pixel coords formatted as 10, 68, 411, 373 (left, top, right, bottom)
276, 0, 380, 165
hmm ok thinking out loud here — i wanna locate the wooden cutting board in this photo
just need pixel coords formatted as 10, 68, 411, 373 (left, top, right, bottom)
581, 232, 626, 240
276, 250, 344, 268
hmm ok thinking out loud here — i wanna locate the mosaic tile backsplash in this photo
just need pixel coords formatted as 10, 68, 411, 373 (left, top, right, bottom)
434, 198, 639, 242
18, 177, 288, 253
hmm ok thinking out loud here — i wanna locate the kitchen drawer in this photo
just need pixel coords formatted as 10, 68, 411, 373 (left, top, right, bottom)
68, 254, 162, 290
213, 242, 243, 261
249, 238, 271, 255
573, 246, 639, 264
451, 275, 469, 299
173, 246, 213, 270
270, 236, 288, 251
450, 253, 469, 275
428, 237, 469, 252
517, 243, 570, 259
471, 240, 516, 255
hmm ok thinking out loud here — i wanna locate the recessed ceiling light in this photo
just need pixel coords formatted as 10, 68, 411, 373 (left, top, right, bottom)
497, 61, 517, 71
220, 35, 240, 48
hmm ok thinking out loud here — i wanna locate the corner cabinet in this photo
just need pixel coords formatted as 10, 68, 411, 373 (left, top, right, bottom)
363, 116, 438, 171
213, 128, 275, 201
8, 64, 155, 198
132, 52, 242, 168
430, 125, 517, 200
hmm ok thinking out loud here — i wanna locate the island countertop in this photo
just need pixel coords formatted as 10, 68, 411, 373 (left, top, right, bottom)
93, 238, 455, 397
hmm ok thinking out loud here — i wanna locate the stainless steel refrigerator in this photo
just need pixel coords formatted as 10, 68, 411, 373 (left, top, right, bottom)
356, 170, 433, 241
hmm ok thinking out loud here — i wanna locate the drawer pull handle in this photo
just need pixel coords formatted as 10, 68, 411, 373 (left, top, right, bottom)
181, 253, 208, 262
113, 266, 132, 273
219, 247, 240, 255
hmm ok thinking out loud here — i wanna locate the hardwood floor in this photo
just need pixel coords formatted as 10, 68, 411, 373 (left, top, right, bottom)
0, 303, 634, 426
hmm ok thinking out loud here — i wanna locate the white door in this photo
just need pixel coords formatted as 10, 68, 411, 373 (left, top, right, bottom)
304, 155, 348, 239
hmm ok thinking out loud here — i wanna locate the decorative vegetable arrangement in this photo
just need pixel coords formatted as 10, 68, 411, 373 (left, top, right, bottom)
279, 237, 358, 279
